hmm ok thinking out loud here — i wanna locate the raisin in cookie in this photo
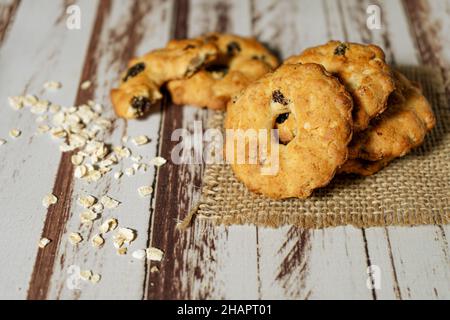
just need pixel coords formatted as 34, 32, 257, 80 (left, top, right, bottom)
285, 41, 395, 131
347, 70, 436, 162
111, 38, 219, 119
225, 63, 353, 199
167, 33, 279, 110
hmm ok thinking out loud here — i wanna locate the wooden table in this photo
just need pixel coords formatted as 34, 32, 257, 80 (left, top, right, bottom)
0, 0, 449, 300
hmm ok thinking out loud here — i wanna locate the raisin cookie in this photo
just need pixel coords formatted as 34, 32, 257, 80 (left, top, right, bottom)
285, 41, 395, 131
111, 38, 219, 119
225, 63, 353, 199
347, 70, 436, 162
167, 33, 279, 110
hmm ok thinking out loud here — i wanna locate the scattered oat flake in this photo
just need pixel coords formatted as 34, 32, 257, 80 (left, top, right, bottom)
150, 266, 160, 273
90, 273, 101, 284
100, 195, 120, 209
81, 80, 92, 90
44, 81, 62, 90
131, 155, 142, 163
150, 157, 167, 167
80, 210, 97, 224
91, 202, 104, 213
132, 135, 149, 146
80, 270, 92, 281
138, 186, 153, 198
42, 193, 58, 208
121, 136, 129, 144
0, 139, 6, 146
37, 124, 50, 133
99, 218, 118, 234
132, 249, 147, 260
124, 167, 135, 177
71, 154, 84, 165
117, 247, 128, 255
146, 247, 164, 262
113, 171, 123, 180
69, 232, 83, 245
78, 195, 96, 208
116, 228, 136, 244
8, 96, 24, 110
39, 237, 51, 248
91, 234, 105, 248
9, 129, 21, 138
74, 165, 87, 178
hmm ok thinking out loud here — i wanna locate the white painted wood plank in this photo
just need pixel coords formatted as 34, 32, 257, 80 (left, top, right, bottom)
45, 0, 175, 300
0, 0, 98, 299
254, 0, 373, 300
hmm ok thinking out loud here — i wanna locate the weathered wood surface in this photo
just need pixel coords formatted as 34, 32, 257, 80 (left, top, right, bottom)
0, 0, 449, 300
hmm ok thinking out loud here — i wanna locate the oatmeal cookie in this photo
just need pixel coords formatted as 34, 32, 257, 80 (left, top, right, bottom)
225, 63, 353, 199
167, 33, 279, 110
285, 41, 395, 131
111, 38, 219, 119
347, 70, 436, 161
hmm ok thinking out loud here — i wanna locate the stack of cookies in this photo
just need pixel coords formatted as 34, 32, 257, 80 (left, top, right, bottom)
111, 35, 436, 200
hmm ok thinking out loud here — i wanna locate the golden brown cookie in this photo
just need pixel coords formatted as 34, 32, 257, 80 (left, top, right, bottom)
338, 158, 394, 176
167, 33, 279, 110
285, 41, 395, 131
347, 70, 436, 161
111, 38, 219, 119
225, 63, 353, 199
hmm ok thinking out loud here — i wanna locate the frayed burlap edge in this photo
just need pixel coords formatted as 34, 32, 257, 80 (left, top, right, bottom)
181, 66, 450, 229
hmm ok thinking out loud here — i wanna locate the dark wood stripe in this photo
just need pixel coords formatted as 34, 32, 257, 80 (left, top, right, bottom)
0, 0, 21, 44
27, 0, 112, 300
145, 0, 191, 300
361, 228, 377, 300
403, 0, 449, 93
275, 227, 311, 298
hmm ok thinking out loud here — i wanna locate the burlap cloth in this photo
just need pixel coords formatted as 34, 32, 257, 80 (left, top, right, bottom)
182, 66, 450, 229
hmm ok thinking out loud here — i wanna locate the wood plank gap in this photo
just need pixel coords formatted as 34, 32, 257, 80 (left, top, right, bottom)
361, 228, 377, 300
